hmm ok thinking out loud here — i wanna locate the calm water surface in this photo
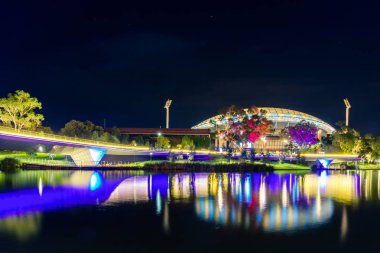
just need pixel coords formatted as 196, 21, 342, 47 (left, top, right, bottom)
0, 169, 379, 253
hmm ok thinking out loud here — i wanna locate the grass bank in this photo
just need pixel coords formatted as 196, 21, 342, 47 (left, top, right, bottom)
358, 164, 380, 170
101, 159, 309, 172
136, 161, 274, 172
272, 163, 310, 170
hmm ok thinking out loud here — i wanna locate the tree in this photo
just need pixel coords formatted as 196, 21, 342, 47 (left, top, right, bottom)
135, 135, 145, 145
320, 135, 333, 152
155, 136, 170, 149
60, 120, 123, 143
219, 105, 271, 152
121, 134, 130, 144
193, 136, 211, 149
60, 120, 104, 139
181, 136, 194, 150
366, 135, 380, 162
99, 132, 112, 142
353, 137, 372, 159
35, 126, 54, 134
332, 127, 360, 153
0, 90, 44, 131
61, 120, 94, 138
286, 121, 318, 150
110, 127, 121, 140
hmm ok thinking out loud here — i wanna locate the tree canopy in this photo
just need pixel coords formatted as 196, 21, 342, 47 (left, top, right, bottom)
155, 136, 170, 149
60, 120, 120, 143
285, 121, 318, 150
218, 105, 271, 151
0, 90, 44, 131
332, 127, 360, 153
60, 120, 103, 139
181, 136, 195, 150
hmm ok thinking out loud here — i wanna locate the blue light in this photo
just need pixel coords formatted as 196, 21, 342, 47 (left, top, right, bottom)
244, 176, 252, 204
209, 198, 214, 221
88, 148, 107, 166
89, 172, 103, 191
156, 190, 162, 215
319, 170, 328, 188
238, 182, 243, 203
317, 158, 333, 168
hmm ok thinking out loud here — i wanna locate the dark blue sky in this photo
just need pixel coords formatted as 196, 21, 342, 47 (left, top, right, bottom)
0, 0, 379, 134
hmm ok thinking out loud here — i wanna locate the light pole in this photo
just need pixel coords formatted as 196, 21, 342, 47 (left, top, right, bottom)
164, 99, 172, 129
343, 98, 351, 127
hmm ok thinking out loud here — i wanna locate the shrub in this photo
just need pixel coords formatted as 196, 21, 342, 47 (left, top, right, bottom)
0, 158, 22, 173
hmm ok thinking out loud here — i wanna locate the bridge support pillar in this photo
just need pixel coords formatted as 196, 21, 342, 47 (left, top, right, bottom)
51, 146, 106, 167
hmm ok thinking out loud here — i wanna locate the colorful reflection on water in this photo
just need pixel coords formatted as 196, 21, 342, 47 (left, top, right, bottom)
0, 170, 380, 241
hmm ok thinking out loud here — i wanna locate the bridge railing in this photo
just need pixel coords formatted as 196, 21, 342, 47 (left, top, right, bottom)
0, 126, 216, 154
0, 125, 150, 151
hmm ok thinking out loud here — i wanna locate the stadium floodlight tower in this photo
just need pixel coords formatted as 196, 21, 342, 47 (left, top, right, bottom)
343, 98, 351, 127
164, 99, 172, 129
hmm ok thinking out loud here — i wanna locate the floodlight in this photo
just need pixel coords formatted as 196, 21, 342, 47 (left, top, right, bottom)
164, 99, 172, 128
343, 98, 351, 127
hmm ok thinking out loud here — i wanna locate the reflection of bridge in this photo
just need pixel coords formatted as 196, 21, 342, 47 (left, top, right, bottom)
0, 171, 370, 234
0, 171, 169, 219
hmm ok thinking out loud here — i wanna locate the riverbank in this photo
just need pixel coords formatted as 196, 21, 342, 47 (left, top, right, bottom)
23, 161, 274, 172
135, 161, 274, 172
14, 157, 380, 172
124, 160, 310, 171
20, 160, 314, 172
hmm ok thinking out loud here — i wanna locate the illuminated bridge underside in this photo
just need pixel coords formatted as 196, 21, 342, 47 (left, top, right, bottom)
51, 146, 106, 167
192, 107, 336, 134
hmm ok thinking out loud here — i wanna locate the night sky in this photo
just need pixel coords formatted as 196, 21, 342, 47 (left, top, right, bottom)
0, 0, 379, 134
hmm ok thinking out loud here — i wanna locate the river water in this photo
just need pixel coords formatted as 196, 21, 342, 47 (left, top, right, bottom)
0, 169, 379, 253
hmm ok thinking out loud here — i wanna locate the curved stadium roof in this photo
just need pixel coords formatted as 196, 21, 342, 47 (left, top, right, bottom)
192, 107, 336, 134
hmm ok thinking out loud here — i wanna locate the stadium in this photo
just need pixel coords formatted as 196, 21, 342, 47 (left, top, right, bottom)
192, 107, 336, 151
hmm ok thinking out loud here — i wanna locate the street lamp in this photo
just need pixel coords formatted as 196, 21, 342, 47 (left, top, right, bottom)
38, 145, 44, 152
343, 98, 351, 127
164, 99, 172, 129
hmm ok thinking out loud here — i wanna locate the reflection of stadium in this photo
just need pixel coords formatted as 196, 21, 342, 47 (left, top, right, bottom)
192, 107, 336, 151
0, 170, 375, 239
193, 173, 335, 232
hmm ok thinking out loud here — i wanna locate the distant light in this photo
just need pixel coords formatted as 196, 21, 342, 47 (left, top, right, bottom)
38, 145, 44, 152
157, 132, 162, 137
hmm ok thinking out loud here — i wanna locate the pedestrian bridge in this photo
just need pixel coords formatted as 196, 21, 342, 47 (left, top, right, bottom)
0, 126, 213, 167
